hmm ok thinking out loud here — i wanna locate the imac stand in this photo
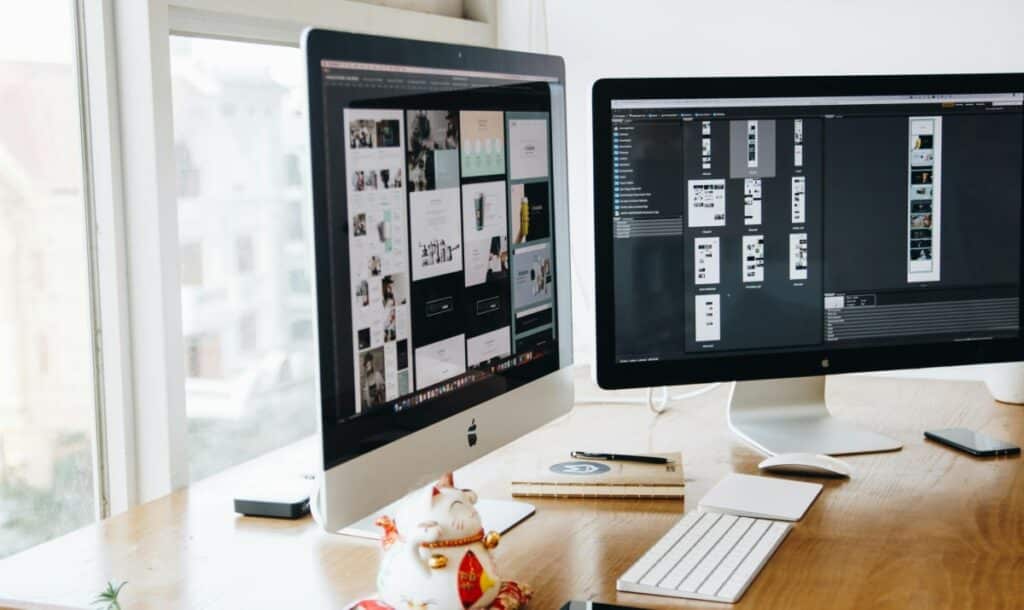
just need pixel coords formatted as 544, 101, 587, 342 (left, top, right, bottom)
727, 376, 902, 456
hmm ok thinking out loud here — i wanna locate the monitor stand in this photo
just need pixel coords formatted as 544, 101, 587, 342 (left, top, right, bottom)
339, 495, 535, 540
727, 375, 902, 456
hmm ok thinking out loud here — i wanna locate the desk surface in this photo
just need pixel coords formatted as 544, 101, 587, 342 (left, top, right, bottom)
2, 372, 1023, 610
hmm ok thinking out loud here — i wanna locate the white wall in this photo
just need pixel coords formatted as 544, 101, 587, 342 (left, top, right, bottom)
539, 0, 1024, 377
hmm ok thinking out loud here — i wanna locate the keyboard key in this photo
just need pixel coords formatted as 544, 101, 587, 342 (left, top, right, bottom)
717, 576, 746, 601
697, 518, 754, 595
721, 522, 790, 598
620, 511, 702, 583
677, 515, 736, 591
639, 513, 720, 586
731, 518, 766, 556
638, 515, 711, 586
658, 513, 721, 589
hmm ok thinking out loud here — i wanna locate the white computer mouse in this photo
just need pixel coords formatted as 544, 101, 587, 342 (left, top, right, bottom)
757, 452, 852, 478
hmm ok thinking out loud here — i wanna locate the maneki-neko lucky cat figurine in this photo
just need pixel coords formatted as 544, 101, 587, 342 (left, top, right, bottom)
374, 473, 508, 610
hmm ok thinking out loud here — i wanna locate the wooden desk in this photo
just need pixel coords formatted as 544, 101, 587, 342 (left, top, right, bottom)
2, 373, 1023, 610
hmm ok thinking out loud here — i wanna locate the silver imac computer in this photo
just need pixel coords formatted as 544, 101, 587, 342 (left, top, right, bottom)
303, 30, 573, 534
591, 74, 1024, 456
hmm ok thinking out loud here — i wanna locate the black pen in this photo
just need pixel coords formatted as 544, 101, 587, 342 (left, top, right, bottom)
571, 451, 669, 465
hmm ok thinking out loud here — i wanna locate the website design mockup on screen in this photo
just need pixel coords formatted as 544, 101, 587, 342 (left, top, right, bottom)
322, 60, 559, 423
609, 93, 1024, 364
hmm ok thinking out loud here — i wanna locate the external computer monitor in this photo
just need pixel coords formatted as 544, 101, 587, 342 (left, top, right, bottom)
592, 74, 1024, 456
303, 30, 573, 533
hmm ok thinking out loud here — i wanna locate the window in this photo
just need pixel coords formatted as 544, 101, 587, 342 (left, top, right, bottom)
288, 268, 311, 295
287, 200, 305, 242
175, 141, 200, 198
170, 36, 316, 482
180, 242, 204, 286
0, 2, 98, 558
239, 312, 259, 352
290, 318, 313, 342
284, 153, 302, 187
236, 235, 255, 273
185, 334, 223, 379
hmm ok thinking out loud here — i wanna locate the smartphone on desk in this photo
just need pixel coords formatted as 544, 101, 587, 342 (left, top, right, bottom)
924, 428, 1021, 457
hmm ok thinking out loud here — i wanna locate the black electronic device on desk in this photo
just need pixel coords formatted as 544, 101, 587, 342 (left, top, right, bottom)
925, 427, 1021, 457
234, 477, 312, 519
302, 27, 574, 538
591, 73, 1024, 458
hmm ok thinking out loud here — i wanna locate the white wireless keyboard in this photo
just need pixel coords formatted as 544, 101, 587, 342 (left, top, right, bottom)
617, 510, 791, 603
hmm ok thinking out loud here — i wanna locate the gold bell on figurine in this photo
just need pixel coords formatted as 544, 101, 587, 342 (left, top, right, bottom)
483, 531, 501, 550
428, 553, 448, 569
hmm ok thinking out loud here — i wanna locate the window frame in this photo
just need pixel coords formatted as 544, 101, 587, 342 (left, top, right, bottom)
76, 0, 128, 520
78, 0, 498, 514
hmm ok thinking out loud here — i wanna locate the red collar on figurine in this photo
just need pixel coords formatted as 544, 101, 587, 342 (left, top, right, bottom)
419, 529, 485, 549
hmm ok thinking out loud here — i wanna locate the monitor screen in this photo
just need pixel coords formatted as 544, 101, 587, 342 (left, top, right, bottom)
311, 56, 562, 468
606, 91, 1023, 364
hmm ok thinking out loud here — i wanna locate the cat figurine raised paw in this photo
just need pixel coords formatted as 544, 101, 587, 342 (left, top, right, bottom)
376, 473, 504, 610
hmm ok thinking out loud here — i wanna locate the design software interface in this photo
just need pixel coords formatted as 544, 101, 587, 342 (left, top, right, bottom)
319, 60, 559, 430
610, 92, 1024, 363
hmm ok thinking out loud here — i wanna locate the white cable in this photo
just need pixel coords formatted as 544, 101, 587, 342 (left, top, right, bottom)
646, 386, 669, 414
574, 395, 651, 405
669, 383, 723, 401
654, 383, 722, 414
309, 473, 326, 528
575, 383, 723, 414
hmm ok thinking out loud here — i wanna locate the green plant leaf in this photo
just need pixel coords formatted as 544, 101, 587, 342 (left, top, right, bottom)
92, 581, 126, 610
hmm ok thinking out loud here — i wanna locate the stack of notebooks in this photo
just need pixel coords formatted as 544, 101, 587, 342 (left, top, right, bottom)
509, 452, 685, 499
